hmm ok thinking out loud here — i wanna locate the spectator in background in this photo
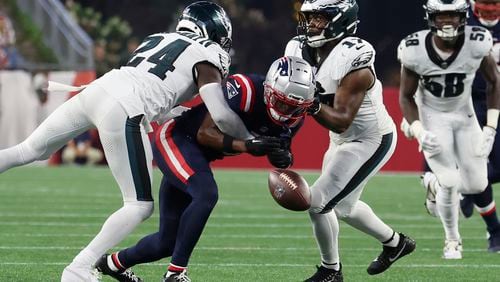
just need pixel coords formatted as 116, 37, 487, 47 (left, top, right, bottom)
62, 131, 103, 166
94, 40, 111, 78
119, 36, 140, 66
0, 13, 22, 69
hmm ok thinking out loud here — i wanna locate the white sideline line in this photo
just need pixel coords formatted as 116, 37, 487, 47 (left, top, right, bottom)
0, 221, 481, 229
0, 246, 493, 252
0, 262, 498, 268
0, 233, 490, 240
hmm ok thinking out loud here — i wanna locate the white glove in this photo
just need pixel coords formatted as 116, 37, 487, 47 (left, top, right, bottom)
400, 118, 414, 139
410, 120, 441, 156
477, 126, 496, 158
417, 130, 442, 156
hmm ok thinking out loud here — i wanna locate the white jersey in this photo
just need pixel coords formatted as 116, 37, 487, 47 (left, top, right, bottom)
398, 26, 493, 112
94, 31, 231, 123
285, 36, 394, 143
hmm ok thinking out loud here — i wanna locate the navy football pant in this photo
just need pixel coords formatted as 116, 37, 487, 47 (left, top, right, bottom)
118, 120, 218, 268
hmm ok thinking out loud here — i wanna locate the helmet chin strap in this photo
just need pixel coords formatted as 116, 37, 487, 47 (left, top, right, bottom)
269, 108, 290, 123
479, 18, 499, 27
306, 30, 342, 48
436, 25, 459, 41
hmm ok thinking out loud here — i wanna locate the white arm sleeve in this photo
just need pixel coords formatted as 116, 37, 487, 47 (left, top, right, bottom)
199, 82, 254, 140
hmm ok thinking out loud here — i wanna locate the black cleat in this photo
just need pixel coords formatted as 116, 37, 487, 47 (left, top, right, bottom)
488, 230, 500, 253
95, 254, 143, 282
162, 269, 191, 282
367, 233, 416, 275
304, 265, 343, 282
459, 195, 474, 218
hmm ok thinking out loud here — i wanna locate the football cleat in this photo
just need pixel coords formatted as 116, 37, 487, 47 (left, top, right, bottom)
367, 233, 416, 275
304, 265, 343, 282
95, 254, 143, 282
162, 269, 191, 282
61, 263, 101, 282
421, 172, 439, 217
459, 194, 474, 218
443, 239, 463, 259
488, 230, 500, 253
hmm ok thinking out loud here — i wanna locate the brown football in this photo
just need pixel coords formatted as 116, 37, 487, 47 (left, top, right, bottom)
268, 169, 311, 211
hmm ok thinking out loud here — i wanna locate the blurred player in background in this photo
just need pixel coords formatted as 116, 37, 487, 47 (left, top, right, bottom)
0, 2, 260, 281
95, 56, 316, 282
399, 0, 500, 259
285, 0, 416, 281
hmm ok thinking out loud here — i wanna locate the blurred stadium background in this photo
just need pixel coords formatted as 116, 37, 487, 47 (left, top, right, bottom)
0, 0, 499, 281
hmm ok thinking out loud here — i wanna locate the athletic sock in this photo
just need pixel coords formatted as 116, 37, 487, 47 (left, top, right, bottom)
321, 261, 340, 271
382, 231, 400, 248
107, 252, 125, 272
471, 185, 500, 233
167, 263, 186, 276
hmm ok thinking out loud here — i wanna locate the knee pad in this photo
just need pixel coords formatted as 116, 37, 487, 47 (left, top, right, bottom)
334, 205, 353, 219
124, 201, 154, 221
436, 171, 460, 190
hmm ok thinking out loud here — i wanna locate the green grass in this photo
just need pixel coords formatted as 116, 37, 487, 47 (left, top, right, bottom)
0, 167, 499, 281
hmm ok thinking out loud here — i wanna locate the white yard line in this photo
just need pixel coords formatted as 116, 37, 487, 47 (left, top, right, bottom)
0, 233, 490, 240
0, 262, 498, 268
0, 245, 492, 252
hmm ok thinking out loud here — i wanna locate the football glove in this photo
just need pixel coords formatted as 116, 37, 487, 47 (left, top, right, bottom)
417, 130, 441, 156
245, 136, 282, 156
267, 149, 293, 169
476, 126, 496, 158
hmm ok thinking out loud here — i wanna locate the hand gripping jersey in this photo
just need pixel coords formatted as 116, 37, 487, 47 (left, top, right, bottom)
94, 31, 231, 124
398, 26, 493, 112
284, 36, 394, 143
172, 74, 302, 161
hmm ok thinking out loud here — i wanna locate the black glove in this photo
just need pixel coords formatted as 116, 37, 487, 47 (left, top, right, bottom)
307, 96, 321, 115
267, 149, 293, 168
245, 136, 282, 156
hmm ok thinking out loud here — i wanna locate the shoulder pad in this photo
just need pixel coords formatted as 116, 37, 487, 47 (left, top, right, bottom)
467, 25, 493, 59
204, 44, 231, 78
285, 36, 304, 57
398, 31, 426, 71
337, 37, 376, 73
225, 74, 256, 113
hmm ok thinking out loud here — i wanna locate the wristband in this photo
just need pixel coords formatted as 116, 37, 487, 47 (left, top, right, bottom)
223, 134, 236, 154
486, 109, 500, 129
410, 120, 424, 140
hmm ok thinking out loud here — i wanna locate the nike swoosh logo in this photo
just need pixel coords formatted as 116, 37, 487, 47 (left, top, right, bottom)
467, 114, 473, 118
388, 242, 406, 262
355, 45, 365, 50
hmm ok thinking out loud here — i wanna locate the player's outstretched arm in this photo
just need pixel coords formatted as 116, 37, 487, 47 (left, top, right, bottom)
195, 63, 254, 140
309, 68, 372, 133
196, 113, 282, 156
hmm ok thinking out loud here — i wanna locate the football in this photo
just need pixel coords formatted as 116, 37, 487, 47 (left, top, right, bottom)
268, 169, 311, 211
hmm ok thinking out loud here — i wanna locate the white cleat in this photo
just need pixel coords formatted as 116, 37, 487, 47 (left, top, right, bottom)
421, 172, 439, 217
61, 263, 101, 282
443, 239, 463, 259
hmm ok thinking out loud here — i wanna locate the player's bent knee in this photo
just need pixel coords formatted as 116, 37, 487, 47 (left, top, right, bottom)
436, 171, 460, 190
124, 201, 154, 221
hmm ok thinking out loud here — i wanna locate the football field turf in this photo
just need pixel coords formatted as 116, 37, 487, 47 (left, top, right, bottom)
0, 166, 499, 281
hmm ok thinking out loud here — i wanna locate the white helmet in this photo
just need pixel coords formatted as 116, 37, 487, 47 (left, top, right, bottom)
264, 56, 316, 126
470, 0, 500, 27
424, 0, 469, 40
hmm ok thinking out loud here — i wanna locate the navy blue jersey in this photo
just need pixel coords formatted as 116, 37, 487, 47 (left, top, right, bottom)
172, 73, 303, 161
469, 12, 500, 98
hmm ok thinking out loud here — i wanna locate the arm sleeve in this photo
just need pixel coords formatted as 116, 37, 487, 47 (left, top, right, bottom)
199, 82, 254, 140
